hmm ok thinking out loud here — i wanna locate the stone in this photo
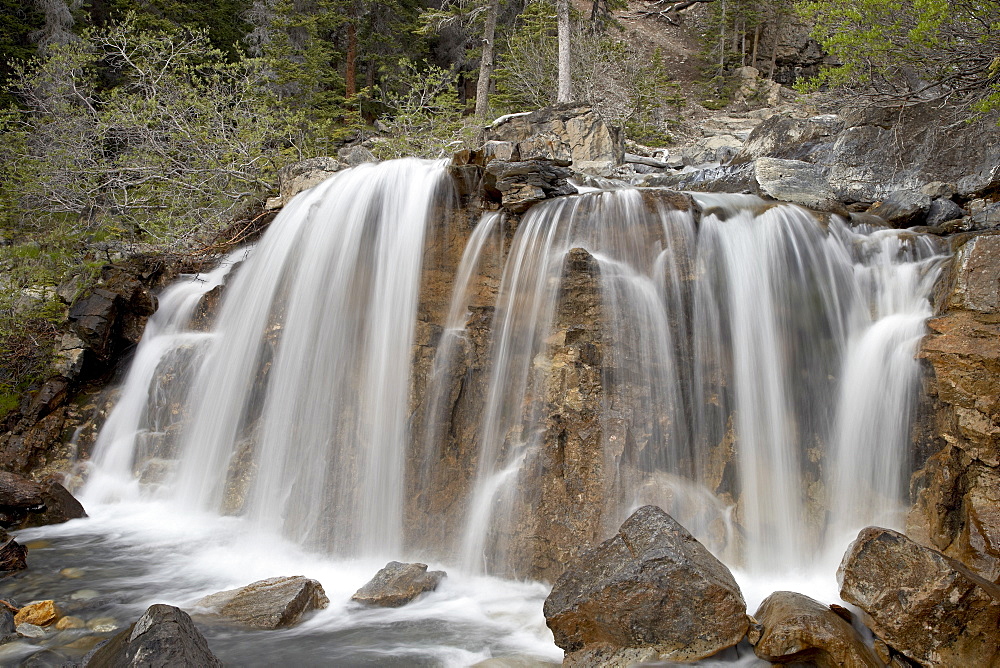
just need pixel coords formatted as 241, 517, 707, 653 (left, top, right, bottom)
947, 234, 1000, 314
485, 104, 624, 175
867, 190, 932, 228
483, 160, 577, 213
925, 198, 966, 227
83, 604, 222, 668
0, 538, 27, 572
351, 562, 446, 608
194, 575, 329, 629
14, 600, 60, 627
751, 591, 880, 667
838, 527, 1000, 667
682, 135, 744, 166
56, 615, 85, 630
736, 113, 845, 163
752, 158, 844, 213
16, 623, 45, 638
60, 567, 85, 578
337, 144, 377, 167
277, 157, 343, 204
543, 505, 748, 663
0, 471, 86, 530
972, 202, 1000, 230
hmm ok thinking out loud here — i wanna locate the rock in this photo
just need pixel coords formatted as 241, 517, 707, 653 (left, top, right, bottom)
56, 615, 85, 630
16, 622, 45, 638
14, 600, 60, 627
736, 114, 845, 163
971, 202, 1000, 230
925, 198, 965, 226
0, 538, 27, 572
351, 562, 446, 608
277, 157, 343, 204
337, 144, 377, 167
60, 567, 85, 578
751, 591, 880, 667
83, 604, 222, 668
867, 190, 932, 228
543, 505, 748, 663
485, 104, 624, 175
838, 527, 1000, 667
682, 135, 743, 166
483, 160, 577, 213
194, 575, 329, 629
947, 234, 1000, 314
0, 471, 86, 530
752, 158, 844, 213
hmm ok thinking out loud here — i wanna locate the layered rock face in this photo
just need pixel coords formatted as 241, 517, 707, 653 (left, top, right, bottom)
910, 233, 1000, 582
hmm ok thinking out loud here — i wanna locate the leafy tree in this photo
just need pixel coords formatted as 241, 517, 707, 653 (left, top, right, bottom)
798, 0, 1000, 112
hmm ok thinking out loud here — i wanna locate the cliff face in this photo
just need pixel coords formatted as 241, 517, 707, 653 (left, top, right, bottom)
910, 233, 1000, 581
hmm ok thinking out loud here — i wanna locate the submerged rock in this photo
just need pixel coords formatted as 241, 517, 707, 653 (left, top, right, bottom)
194, 575, 329, 629
84, 604, 222, 667
543, 505, 748, 664
751, 591, 880, 667
839, 526, 1000, 666
351, 561, 446, 608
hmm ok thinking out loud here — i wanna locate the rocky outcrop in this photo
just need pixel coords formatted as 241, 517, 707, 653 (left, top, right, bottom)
275, 156, 343, 207
839, 526, 1000, 667
750, 591, 880, 667
0, 471, 85, 529
543, 505, 748, 664
910, 233, 1000, 582
484, 105, 624, 176
193, 575, 329, 629
483, 159, 577, 213
84, 604, 222, 667
351, 561, 446, 607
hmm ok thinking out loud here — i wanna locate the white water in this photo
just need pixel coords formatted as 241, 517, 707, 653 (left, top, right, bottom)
11, 160, 949, 664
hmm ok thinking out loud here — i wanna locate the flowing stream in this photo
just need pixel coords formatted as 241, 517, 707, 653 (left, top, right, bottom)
2, 159, 948, 665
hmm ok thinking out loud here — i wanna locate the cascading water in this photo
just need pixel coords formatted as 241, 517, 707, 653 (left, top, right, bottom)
9, 158, 948, 664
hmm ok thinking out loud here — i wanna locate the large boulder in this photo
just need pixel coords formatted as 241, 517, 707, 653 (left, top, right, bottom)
193, 575, 329, 629
838, 527, 1000, 666
84, 604, 222, 667
484, 105, 624, 176
752, 158, 844, 213
276, 157, 343, 206
351, 561, 446, 608
543, 505, 748, 665
483, 160, 577, 213
0, 471, 86, 529
750, 591, 880, 667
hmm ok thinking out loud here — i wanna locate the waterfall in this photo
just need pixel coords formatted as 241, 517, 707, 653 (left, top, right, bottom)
83, 159, 947, 583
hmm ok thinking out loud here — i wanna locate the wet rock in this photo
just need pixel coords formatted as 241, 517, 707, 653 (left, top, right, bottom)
753, 158, 844, 213
485, 105, 624, 175
16, 622, 45, 638
55, 615, 85, 630
15, 601, 60, 627
543, 505, 748, 663
83, 604, 222, 668
483, 160, 577, 213
867, 191, 932, 228
194, 575, 329, 629
839, 527, 1000, 667
751, 591, 880, 667
351, 562, 446, 608
0, 471, 86, 530
0, 538, 27, 573
277, 157, 343, 205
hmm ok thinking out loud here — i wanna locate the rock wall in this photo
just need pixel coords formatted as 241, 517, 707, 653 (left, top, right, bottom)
909, 233, 1000, 582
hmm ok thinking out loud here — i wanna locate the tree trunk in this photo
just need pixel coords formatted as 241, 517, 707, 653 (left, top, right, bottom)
751, 23, 760, 69
557, 0, 572, 103
346, 19, 357, 98
475, 0, 498, 117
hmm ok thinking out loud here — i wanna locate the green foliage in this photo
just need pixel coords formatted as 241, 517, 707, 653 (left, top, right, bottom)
797, 0, 1000, 112
370, 58, 479, 158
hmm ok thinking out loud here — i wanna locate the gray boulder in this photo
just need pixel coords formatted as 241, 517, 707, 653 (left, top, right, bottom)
276, 157, 344, 205
682, 135, 744, 166
972, 202, 1000, 230
925, 198, 965, 227
543, 505, 748, 664
867, 190, 932, 227
483, 160, 577, 213
752, 158, 844, 213
194, 575, 329, 629
351, 561, 446, 608
839, 526, 1000, 667
485, 104, 624, 176
751, 591, 880, 667
84, 604, 222, 667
